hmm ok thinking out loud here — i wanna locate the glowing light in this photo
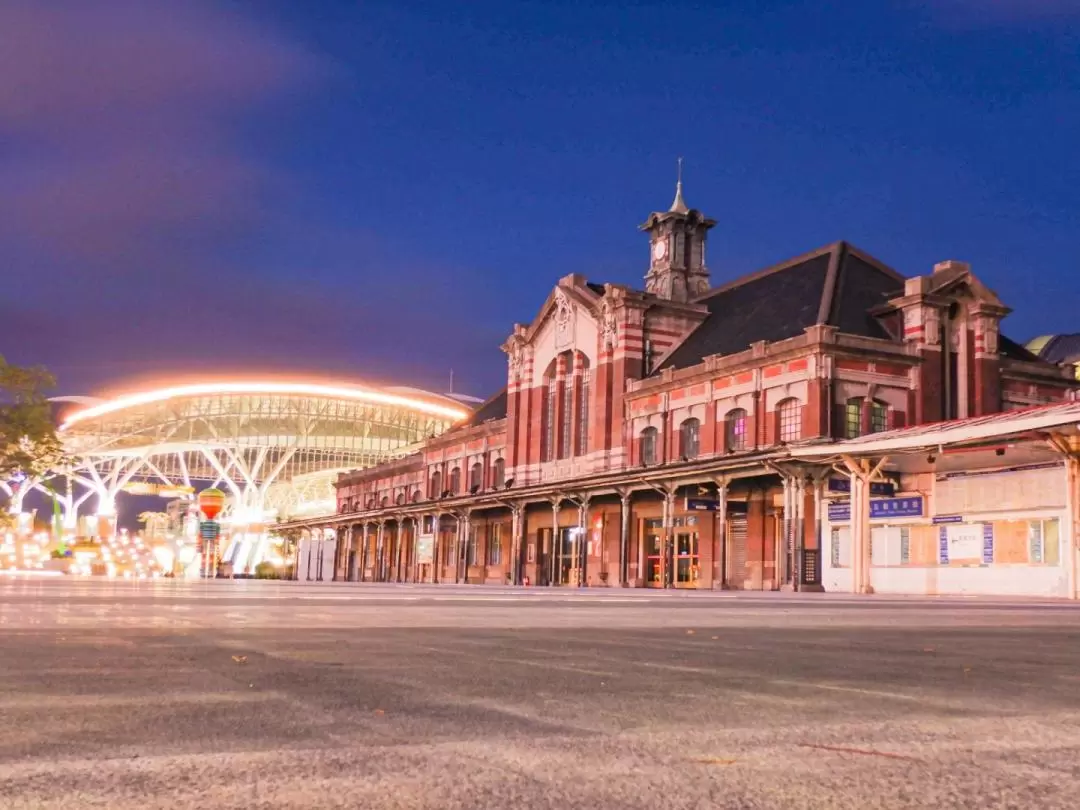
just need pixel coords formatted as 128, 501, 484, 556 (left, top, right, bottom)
60, 381, 470, 428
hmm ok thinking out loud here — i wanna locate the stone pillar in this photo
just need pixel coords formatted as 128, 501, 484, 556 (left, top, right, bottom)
716, 481, 728, 589
550, 500, 561, 586
359, 523, 369, 583
460, 512, 472, 584
794, 476, 806, 591
662, 489, 675, 589
1067, 458, 1079, 601
618, 491, 631, 587
510, 506, 523, 585
375, 522, 385, 583
577, 497, 591, 587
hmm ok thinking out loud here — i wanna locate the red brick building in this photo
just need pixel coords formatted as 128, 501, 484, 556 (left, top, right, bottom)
291, 182, 1078, 590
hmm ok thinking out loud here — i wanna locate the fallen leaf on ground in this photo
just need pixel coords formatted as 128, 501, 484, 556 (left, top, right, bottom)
711, 636, 719, 640
374, 709, 385, 716
231, 655, 247, 664
922, 647, 935, 653
686, 630, 696, 635
696, 757, 737, 766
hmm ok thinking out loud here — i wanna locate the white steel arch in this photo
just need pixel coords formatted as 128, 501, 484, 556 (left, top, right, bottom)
55, 381, 468, 525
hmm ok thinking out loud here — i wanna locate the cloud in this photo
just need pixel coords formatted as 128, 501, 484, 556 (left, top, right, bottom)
0, 0, 393, 392
0, 0, 325, 273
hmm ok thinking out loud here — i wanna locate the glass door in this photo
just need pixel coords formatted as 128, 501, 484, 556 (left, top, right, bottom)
644, 518, 665, 588
674, 531, 700, 588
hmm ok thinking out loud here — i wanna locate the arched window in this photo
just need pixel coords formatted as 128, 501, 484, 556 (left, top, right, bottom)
559, 377, 573, 459
870, 400, 888, 434
396, 492, 406, 506
492, 457, 505, 489
725, 408, 747, 451
777, 398, 801, 443
380, 495, 389, 508
449, 467, 461, 494
429, 470, 442, 499
640, 426, 658, 466
576, 368, 591, 456
542, 379, 556, 462
411, 490, 422, 503
469, 462, 483, 492
680, 417, 700, 460
844, 398, 863, 439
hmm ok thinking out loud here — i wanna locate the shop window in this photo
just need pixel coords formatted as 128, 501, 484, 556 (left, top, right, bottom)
845, 398, 863, 439
488, 524, 503, 566
449, 467, 461, 494
725, 408, 747, 451
492, 458, 505, 489
830, 526, 851, 567
777, 398, 800, 443
680, 418, 700, 459
469, 462, 483, 492
870, 400, 888, 434
1029, 518, 1060, 565
640, 426, 658, 466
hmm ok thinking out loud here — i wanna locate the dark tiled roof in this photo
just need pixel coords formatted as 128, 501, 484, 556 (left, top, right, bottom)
658, 242, 904, 372
1001, 335, 1043, 363
1030, 334, 1080, 364
463, 388, 507, 427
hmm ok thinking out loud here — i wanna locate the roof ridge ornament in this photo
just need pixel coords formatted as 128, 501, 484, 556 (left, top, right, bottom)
669, 157, 689, 214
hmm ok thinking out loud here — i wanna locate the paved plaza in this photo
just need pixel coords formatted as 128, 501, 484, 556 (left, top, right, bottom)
1, 579, 1079, 809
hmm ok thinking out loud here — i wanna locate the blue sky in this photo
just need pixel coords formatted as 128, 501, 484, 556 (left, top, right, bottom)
1, 0, 1077, 399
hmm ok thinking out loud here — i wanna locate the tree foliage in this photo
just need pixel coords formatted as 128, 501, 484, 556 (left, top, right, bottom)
0, 355, 64, 484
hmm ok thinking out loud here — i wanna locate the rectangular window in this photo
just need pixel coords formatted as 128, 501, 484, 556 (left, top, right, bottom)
576, 371, 590, 456
1029, 518, 1061, 565
488, 524, 503, 566
778, 401, 800, 442
543, 382, 556, 462
560, 381, 573, 459
870, 402, 888, 434
845, 401, 862, 439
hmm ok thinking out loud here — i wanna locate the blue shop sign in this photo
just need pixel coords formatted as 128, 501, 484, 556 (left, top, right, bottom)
827, 496, 924, 523
828, 477, 896, 497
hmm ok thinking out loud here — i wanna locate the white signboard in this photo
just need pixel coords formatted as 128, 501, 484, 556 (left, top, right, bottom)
946, 523, 983, 561
416, 534, 435, 565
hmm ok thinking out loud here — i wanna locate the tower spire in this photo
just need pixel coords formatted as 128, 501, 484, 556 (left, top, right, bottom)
669, 156, 688, 214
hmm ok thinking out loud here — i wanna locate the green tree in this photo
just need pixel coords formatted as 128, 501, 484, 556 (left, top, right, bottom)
0, 356, 64, 499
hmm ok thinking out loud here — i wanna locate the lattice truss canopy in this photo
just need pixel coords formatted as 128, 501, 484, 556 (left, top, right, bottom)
52, 383, 467, 521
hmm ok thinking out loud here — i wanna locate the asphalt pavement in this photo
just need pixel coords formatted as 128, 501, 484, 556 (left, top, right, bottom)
2, 577, 1079, 809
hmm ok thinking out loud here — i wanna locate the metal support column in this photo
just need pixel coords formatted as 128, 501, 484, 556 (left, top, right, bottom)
550, 499, 561, 587
618, 491, 631, 587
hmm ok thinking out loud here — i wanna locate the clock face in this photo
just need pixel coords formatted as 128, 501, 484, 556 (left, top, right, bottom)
653, 240, 668, 260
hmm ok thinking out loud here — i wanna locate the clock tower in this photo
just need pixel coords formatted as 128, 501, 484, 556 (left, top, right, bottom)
640, 165, 716, 303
